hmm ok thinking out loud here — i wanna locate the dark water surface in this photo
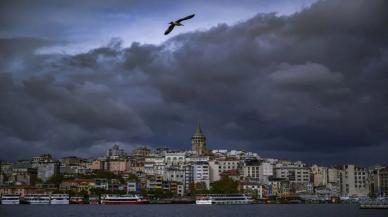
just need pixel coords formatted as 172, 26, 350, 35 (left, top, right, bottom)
1, 204, 387, 217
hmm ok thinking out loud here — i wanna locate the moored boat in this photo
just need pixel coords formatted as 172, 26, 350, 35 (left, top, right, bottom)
89, 196, 100, 205
195, 195, 212, 205
23, 194, 50, 205
100, 194, 149, 205
50, 194, 69, 205
196, 194, 253, 205
70, 196, 86, 204
359, 197, 388, 209
1, 194, 20, 205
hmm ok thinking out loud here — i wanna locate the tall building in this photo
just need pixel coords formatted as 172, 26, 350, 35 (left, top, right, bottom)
193, 162, 210, 190
370, 166, 388, 197
191, 123, 207, 155
209, 160, 239, 182
274, 161, 311, 184
340, 165, 369, 197
311, 165, 328, 187
106, 144, 126, 160
36, 162, 59, 182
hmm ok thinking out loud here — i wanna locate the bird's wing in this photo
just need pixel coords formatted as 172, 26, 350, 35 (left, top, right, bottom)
177, 14, 195, 23
164, 24, 175, 35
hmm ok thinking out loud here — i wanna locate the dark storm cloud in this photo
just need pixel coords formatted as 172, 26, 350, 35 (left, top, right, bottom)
1, 0, 388, 164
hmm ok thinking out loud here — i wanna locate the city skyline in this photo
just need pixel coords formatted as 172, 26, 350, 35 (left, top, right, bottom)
1, 124, 386, 168
1, 0, 388, 165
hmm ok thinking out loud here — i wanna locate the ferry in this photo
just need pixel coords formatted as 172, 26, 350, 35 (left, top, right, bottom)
89, 196, 100, 205
1, 194, 20, 205
50, 194, 69, 205
23, 194, 51, 205
195, 195, 212, 205
196, 194, 253, 205
359, 197, 388, 209
70, 196, 86, 204
100, 194, 149, 205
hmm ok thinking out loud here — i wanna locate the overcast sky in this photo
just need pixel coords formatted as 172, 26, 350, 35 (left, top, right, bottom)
0, 0, 387, 165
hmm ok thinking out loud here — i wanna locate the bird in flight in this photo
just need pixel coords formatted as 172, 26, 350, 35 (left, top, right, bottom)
164, 14, 195, 35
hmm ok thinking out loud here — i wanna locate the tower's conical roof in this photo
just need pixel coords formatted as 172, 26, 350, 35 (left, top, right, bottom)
193, 122, 204, 137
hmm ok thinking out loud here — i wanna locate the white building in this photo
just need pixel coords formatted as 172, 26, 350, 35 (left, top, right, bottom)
242, 161, 261, 180
127, 181, 138, 193
208, 160, 240, 182
183, 164, 193, 193
274, 161, 310, 183
163, 166, 185, 183
106, 144, 126, 160
259, 162, 273, 184
193, 162, 210, 189
242, 182, 265, 198
311, 165, 328, 187
164, 153, 186, 166
36, 162, 59, 182
144, 157, 165, 176
186, 156, 209, 163
340, 165, 369, 197
177, 184, 184, 196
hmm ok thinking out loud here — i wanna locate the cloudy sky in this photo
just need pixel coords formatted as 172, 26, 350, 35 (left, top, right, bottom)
0, 0, 387, 165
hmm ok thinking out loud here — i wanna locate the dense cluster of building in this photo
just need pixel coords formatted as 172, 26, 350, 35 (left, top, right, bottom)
1, 124, 387, 201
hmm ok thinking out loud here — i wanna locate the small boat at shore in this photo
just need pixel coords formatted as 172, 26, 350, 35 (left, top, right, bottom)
100, 194, 149, 205
23, 194, 50, 205
50, 194, 69, 205
196, 195, 212, 205
1, 194, 20, 205
89, 196, 100, 205
359, 197, 388, 209
196, 194, 253, 205
70, 196, 86, 204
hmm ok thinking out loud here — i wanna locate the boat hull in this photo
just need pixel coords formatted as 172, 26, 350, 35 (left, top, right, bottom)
196, 194, 253, 205
25, 200, 50, 205
1, 200, 20, 205
50, 199, 69, 205
196, 200, 212, 205
70, 199, 86, 204
101, 200, 149, 205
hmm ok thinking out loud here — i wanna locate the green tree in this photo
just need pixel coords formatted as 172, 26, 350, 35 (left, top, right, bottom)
65, 190, 77, 197
125, 173, 140, 182
47, 174, 65, 187
193, 182, 210, 195
89, 188, 109, 196
79, 171, 125, 184
79, 190, 89, 198
210, 176, 239, 194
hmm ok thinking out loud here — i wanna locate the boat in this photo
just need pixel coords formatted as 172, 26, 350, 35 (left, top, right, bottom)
100, 194, 149, 205
70, 196, 86, 204
23, 194, 51, 205
196, 194, 253, 205
1, 194, 20, 205
89, 196, 100, 205
195, 195, 212, 205
359, 197, 388, 209
50, 194, 69, 205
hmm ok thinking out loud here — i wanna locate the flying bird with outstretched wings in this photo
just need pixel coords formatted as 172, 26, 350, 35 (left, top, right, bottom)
164, 14, 195, 35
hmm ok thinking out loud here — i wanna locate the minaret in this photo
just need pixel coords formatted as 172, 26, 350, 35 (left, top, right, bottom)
191, 122, 206, 155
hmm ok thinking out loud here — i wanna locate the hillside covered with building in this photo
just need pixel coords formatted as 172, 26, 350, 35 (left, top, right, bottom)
1, 125, 387, 202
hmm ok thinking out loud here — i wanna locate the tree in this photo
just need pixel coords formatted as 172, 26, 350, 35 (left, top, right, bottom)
193, 182, 210, 195
79, 171, 125, 184
89, 188, 109, 196
65, 190, 77, 197
210, 176, 239, 194
125, 173, 140, 182
47, 174, 65, 187
147, 188, 174, 199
